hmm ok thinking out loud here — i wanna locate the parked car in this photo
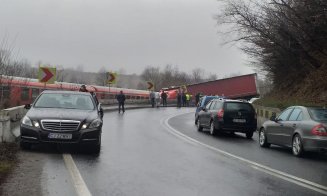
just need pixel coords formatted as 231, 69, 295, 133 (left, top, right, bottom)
20, 90, 103, 154
196, 99, 257, 139
259, 106, 327, 156
195, 96, 220, 125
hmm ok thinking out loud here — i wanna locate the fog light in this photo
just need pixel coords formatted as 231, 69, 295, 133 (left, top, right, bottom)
82, 124, 88, 129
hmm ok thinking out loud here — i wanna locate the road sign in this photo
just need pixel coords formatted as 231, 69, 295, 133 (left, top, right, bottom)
38, 67, 56, 84
147, 81, 154, 90
107, 72, 117, 84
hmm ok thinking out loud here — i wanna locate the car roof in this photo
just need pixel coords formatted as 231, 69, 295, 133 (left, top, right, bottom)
212, 98, 250, 103
41, 90, 91, 95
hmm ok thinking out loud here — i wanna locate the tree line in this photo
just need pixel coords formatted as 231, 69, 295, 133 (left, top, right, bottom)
217, 0, 327, 101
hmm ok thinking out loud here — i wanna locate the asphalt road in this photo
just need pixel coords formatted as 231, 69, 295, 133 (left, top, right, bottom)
2, 108, 327, 196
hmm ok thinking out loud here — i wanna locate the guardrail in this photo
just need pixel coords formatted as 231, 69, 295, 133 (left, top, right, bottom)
0, 101, 150, 143
253, 104, 281, 130
0, 105, 26, 142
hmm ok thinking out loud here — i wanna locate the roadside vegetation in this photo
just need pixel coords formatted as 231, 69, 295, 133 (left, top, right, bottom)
217, 0, 327, 108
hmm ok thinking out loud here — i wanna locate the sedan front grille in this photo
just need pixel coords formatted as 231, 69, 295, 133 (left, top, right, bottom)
41, 120, 81, 131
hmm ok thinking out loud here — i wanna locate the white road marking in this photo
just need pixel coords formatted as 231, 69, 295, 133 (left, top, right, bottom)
63, 154, 92, 196
162, 112, 327, 195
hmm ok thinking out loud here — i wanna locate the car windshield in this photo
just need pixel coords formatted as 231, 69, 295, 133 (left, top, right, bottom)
309, 108, 327, 121
34, 93, 95, 110
225, 102, 254, 112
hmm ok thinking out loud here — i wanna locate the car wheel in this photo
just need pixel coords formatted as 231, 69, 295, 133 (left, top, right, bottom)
292, 134, 304, 157
246, 131, 254, 139
259, 128, 270, 148
209, 121, 216, 136
20, 141, 31, 150
197, 119, 203, 132
195, 117, 198, 125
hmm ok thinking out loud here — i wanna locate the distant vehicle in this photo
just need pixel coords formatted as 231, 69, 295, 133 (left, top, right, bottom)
162, 73, 259, 100
195, 96, 220, 125
259, 106, 327, 156
20, 90, 103, 154
196, 99, 257, 139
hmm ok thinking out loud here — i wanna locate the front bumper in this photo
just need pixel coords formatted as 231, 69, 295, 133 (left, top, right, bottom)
20, 124, 101, 145
302, 136, 327, 152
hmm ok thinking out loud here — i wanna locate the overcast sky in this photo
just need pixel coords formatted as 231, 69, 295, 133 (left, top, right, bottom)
0, 0, 255, 76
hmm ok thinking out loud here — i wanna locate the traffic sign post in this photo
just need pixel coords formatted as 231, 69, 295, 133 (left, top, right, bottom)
107, 72, 117, 105
147, 81, 154, 91
38, 66, 56, 85
107, 72, 117, 84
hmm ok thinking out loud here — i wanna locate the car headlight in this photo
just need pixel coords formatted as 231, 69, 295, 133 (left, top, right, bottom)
22, 116, 33, 127
33, 121, 40, 128
89, 119, 102, 128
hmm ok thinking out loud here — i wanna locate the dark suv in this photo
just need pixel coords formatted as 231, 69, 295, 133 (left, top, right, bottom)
196, 99, 257, 139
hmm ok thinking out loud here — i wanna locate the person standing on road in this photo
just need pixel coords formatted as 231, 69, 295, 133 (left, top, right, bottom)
195, 93, 200, 106
155, 91, 161, 108
116, 91, 126, 113
182, 92, 187, 107
186, 93, 190, 107
177, 90, 182, 108
161, 91, 167, 107
149, 90, 156, 108
79, 85, 88, 92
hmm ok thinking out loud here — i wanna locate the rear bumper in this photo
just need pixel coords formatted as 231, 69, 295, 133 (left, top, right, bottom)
302, 136, 327, 152
214, 120, 257, 133
20, 125, 101, 145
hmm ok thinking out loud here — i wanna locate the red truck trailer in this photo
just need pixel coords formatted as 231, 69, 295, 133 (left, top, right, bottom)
163, 73, 259, 100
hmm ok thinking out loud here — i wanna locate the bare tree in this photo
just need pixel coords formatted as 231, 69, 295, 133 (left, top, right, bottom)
217, 0, 327, 99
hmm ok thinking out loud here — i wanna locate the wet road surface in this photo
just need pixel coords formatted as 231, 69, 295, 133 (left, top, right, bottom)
72, 108, 326, 196
3, 108, 327, 196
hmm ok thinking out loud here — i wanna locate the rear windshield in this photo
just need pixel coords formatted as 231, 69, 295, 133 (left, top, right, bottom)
309, 108, 327, 121
34, 93, 95, 110
225, 102, 254, 112
203, 97, 216, 106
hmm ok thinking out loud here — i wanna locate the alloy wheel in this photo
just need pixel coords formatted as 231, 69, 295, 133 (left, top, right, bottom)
292, 135, 303, 156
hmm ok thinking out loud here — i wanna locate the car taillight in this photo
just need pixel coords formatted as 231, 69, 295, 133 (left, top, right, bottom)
217, 109, 224, 118
311, 124, 327, 136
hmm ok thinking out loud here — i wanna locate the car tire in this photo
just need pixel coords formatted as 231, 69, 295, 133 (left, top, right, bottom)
20, 141, 31, 150
259, 128, 270, 148
246, 131, 254, 139
209, 121, 217, 136
197, 119, 203, 132
292, 134, 304, 157
195, 117, 198, 125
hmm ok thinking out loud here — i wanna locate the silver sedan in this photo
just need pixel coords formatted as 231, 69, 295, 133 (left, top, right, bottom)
259, 106, 327, 156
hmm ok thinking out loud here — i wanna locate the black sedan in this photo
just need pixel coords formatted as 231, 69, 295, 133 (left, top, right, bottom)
259, 106, 327, 156
20, 90, 103, 153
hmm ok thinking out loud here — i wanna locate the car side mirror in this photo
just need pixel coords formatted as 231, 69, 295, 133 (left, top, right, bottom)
97, 103, 102, 111
270, 112, 277, 121
202, 107, 207, 112
24, 104, 31, 110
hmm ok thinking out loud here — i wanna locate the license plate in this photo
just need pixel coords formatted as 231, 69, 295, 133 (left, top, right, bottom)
48, 133, 72, 140
233, 119, 246, 123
